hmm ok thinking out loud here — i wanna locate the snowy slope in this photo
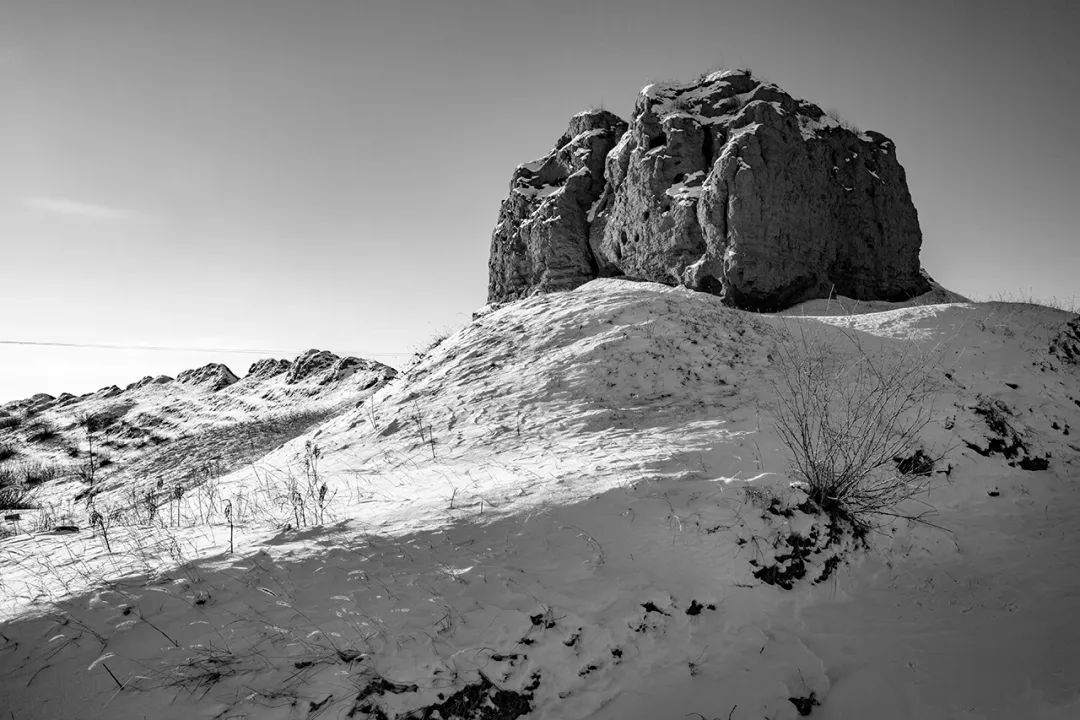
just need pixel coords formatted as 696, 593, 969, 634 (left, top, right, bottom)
1, 279, 1078, 719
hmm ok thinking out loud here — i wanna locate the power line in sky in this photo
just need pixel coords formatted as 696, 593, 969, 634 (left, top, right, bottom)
0, 339, 412, 357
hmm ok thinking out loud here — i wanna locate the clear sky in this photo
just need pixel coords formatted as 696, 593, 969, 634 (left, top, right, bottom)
1, 0, 1077, 403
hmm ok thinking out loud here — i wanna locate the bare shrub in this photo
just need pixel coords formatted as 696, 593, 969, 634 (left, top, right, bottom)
409, 330, 451, 369
17, 461, 71, 485
2, 465, 70, 520
28, 500, 80, 531
88, 504, 113, 552
277, 441, 331, 528
771, 326, 938, 529
0, 477, 31, 510
695, 63, 727, 83
986, 289, 1079, 313
238, 443, 336, 530
74, 412, 100, 486
302, 440, 331, 525
124, 485, 161, 526
0, 462, 71, 509
25, 419, 59, 443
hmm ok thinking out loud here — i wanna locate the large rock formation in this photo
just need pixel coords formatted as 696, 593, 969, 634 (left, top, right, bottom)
488, 69, 930, 309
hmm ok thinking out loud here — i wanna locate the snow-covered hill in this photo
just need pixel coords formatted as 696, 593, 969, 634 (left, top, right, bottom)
1, 280, 1077, 719
0, 349, 396, 520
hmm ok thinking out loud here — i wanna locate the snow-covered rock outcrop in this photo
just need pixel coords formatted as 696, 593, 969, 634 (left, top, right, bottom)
0, 349, 397, 494
175, 363, 239, 391
488, 69, 931, 309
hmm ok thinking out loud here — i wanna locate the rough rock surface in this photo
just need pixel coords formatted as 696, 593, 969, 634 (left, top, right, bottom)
1050, 316, 1080, 365
284, 349, 395, 387
488, 69, 931, 309
246, 358, 292, 380
176, 363, 240, 392
126, 375, 175, 392
487, 110, 628, 302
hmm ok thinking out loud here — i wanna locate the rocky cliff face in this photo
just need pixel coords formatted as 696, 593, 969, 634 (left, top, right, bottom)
488, 69, 930, 309
488, 110, 627, 301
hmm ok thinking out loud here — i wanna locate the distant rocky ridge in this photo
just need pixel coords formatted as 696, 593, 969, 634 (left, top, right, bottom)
0, 349, 397, 492
488, 69, 931, 310
1, 350, 396, 413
